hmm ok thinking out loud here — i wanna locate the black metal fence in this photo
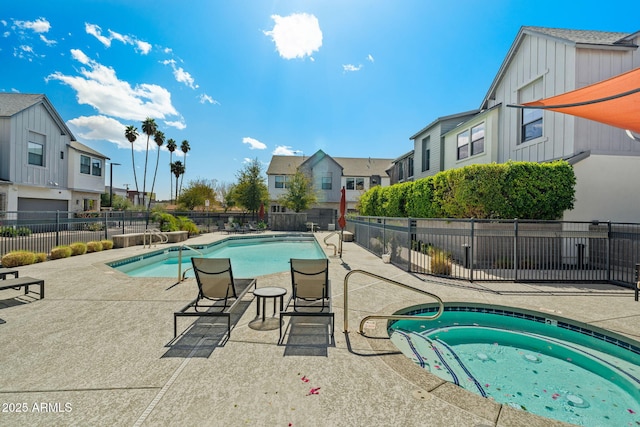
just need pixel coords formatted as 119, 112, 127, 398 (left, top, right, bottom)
347, 216, 639, 289
0, 210, 257, 257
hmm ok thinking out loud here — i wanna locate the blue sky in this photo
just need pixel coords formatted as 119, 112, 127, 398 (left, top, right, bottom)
2, 1, 638, 201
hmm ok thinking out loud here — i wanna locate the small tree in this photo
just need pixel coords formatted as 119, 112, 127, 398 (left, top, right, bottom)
234, 158, 268, 219
178, 178, 217, 211
216, 181, 236, 212
278, 170, 317, 212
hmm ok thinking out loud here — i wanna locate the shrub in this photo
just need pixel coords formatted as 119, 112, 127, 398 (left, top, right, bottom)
0, 227, 17, 237
177, 216, 199, 235
50, 246, 72, 260
359, 160, 576, 220
429, 248, 452, 275
70, 242, 88, 256
87, 222, 104, 231
87, 241, 104, 253
152, 212, 179, 232
1, 250, 37, 267
34, 252, 48, 263
100, 240, 114, 250
16, 227, 32, 236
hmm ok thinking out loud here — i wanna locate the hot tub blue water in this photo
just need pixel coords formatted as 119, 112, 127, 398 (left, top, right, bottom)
389, 304, 640, 426
109, 234, 326, 278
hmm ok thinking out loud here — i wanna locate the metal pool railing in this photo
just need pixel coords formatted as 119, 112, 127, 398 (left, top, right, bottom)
347, 216, 640, 289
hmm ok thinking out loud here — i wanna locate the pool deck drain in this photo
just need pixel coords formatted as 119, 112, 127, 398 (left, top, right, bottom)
0, 231, 638, 426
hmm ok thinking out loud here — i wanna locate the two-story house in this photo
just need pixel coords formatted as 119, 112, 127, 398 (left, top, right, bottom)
395, 26, 640, 223
0, 93, 109, 214
266, 149, 392, 226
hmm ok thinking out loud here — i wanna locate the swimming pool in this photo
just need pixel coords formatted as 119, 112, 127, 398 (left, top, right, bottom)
389, 303, 640, 426
108, 234, 326, 278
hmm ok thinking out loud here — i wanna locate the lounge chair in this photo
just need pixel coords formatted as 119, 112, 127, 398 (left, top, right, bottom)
173, 258, 256, 340
0, 271, 45, 299
279, 258, 334, 344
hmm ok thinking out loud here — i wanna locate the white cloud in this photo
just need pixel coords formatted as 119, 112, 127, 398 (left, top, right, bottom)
264, 13, 322, 60
39, 34, 56, 46
14, 18, 51, 33
367, 54, 374, 62
199, 93, 219, 105
85, 23, 111, 47
47, 49, 178, 122
173, 66, 197, 89
164, 120, 186, 130
70, 48, 90, 64
242, 137, 267, 150
343, 64, 362, 72
273, 145, 296, 155
162, 59, 198, 89
85, 22, 151, 55
136, 40, 152, 55
67, 115, 144, 150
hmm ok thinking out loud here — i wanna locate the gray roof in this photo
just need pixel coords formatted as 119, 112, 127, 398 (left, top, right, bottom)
523, 26, 636, 46
0, 93, 45, 117
267, 151, 393, 177
481, 26, 639, 109
70, 140, 109, 160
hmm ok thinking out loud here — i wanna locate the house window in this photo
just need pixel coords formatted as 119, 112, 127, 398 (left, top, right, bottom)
321, 174, 332, 190
275, 175, 291, 189
346, 177, 364, 190
28, 141, 44, 166
408, 156, 414, 178
457, 130, 470, 160
471, 123, 485, 155
421, 137, 430, 172
398, 162, 404, 180
521, 108, 543, 142
92, 159, 102, 177
80, 155, 91, 174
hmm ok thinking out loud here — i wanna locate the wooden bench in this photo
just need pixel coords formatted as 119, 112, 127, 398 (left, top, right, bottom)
0, 276, 45, 299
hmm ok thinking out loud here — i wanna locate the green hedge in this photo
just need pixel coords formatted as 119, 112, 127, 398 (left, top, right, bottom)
359, 161, 575, 220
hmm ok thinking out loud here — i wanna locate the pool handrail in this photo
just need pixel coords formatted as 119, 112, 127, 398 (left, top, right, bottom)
343, 269, 444, 336
323, 231, 340, 256
143, 228, 168, 248
177, 244, 205, 282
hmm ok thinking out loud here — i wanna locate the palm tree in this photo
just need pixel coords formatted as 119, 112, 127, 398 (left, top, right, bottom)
179, 139, 190, 196
124, 125, 140, 205
148, 130, 165, 210
166, 138, 177, 204
171, 160, 185, 202
141, 118, 157, 207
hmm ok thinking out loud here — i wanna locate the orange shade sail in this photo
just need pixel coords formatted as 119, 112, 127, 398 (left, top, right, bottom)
513, 67, 640, 134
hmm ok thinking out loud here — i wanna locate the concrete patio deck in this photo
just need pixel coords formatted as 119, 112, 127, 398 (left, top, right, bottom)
0, 231, 638, 426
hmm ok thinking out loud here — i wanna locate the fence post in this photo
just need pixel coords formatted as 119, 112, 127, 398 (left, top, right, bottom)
607, 221, 611, 282
104, 211, 108, 240
513, 218, 518, 281
469, 218, 475, 282
55, 210, 60, 247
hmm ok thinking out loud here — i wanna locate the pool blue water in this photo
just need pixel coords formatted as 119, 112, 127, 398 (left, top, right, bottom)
113, 236, 326, 278
390, 308, 640, 426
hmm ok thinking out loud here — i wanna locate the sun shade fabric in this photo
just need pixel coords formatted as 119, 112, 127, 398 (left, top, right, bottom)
519, 67, 640, 134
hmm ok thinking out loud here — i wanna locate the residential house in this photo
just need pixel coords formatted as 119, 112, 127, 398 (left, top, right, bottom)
266, 150, 392, 227
476, 26, 640, 223
0, 93, 109, 214
386, 151, 414, 185
400, 27, 640, 223
408, 110, 479, 180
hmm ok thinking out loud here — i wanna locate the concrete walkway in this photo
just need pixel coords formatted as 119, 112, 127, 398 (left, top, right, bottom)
0, 231, 638, 426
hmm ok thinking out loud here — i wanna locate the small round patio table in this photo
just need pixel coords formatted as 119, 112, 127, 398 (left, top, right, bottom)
252, 286, 287, 327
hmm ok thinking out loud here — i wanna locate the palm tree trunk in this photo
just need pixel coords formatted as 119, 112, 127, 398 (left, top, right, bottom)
142, 135, 149, 207
169, 152, 173, 204
179, 156, 186, 196
131, 146, 140, 206
148, 149, 161, 211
